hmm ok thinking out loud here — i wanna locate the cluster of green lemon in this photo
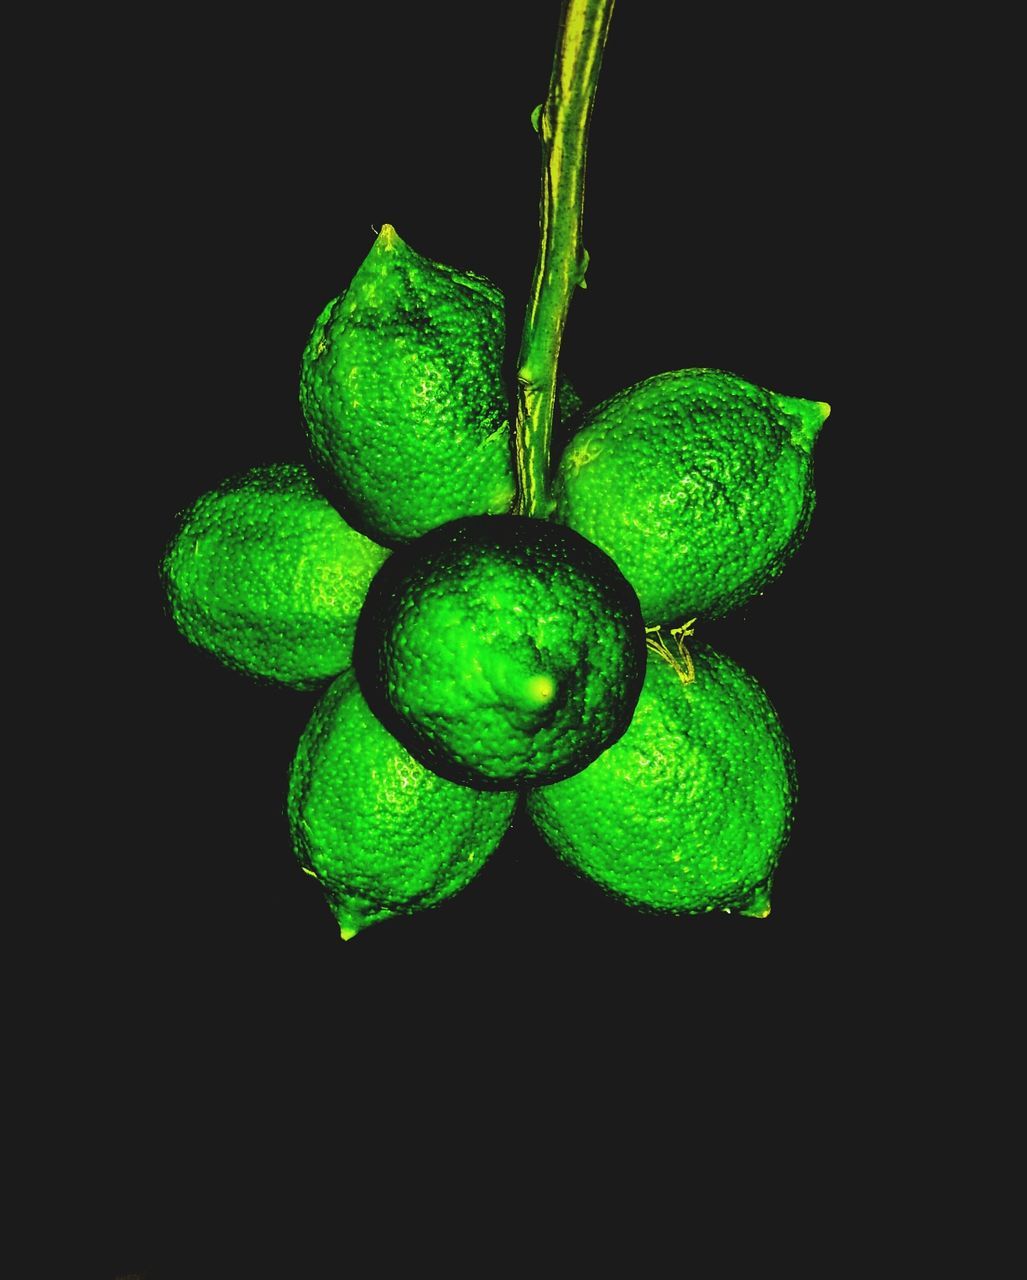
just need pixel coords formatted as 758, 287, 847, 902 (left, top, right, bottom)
163, 227, 827, 937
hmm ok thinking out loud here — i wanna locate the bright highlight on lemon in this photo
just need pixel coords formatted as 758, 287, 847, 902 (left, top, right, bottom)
527, 673, 557, 704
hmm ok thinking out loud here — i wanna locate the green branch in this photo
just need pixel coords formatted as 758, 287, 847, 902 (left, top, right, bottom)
514, 0, 615, 517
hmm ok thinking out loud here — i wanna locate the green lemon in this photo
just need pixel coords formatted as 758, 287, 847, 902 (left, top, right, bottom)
288, 670, 516, 939
357, 515, 646, 788
527, 637, 795, 916
299, 224, 515, 545
161, 463, 389, 690
551, 367, 830, 624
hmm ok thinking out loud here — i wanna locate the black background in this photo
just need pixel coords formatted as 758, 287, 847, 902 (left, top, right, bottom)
74, 3, 932, 1238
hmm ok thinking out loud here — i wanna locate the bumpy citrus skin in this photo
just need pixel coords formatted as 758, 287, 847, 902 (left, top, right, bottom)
288, 670, 516, 938
161, 464, 389, 690
358, 516, 647, 788
527, 641, 795, 916
299, 225, 516, 546
551, 368, 829, 624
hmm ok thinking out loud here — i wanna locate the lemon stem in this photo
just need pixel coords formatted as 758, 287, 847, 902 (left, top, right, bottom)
514, 0, 615, 517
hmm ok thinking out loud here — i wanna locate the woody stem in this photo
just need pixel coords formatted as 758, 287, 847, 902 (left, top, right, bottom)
513, 0, 615, 517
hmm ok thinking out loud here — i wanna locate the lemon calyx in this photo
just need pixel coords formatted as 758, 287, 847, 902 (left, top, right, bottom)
644, 621, 696, 686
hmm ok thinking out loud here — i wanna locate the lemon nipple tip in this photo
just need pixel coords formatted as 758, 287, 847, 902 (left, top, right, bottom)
526, 673, 557, 705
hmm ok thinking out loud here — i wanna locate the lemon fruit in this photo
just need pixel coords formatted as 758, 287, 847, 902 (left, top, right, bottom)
161, 463, 389, 690
551, 367, 829, 624
288, 670, 517, 939
357, 515, 646, 788
527, 637, 795, 916
299, 225, 515, 546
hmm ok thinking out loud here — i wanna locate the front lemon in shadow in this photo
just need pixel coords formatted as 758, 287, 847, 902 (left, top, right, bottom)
356, 516, 646, 788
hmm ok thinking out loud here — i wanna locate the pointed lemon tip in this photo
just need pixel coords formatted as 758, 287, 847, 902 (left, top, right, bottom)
375, 223, 403, 251
772, 392, 830, 453
330, 898, 395, 939
330, 901, 367, 940
525, 672, 557, 705
738, 887, 772, 918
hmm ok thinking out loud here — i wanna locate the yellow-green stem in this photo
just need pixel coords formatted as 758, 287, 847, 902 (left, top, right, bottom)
514, 0, 615, 517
